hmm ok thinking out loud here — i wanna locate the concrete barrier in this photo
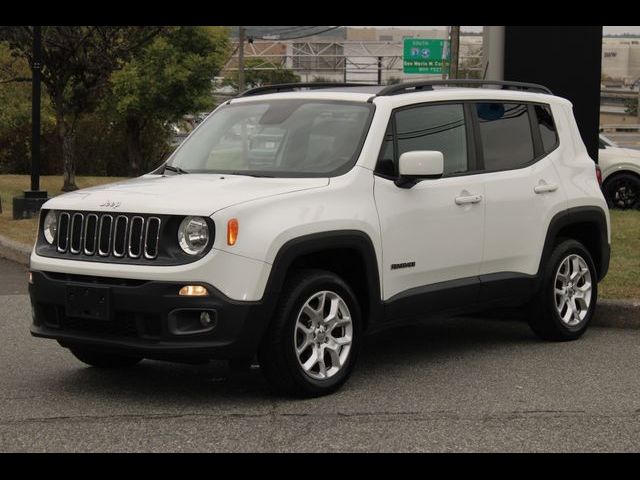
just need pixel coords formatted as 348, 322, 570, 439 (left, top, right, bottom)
593, 299, 640, 330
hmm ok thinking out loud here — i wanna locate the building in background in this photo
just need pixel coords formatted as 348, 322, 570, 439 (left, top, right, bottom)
601, 37, 640, 126
219, 27, 639, 130
222, 27, 483, 85
602, 37, 640, 86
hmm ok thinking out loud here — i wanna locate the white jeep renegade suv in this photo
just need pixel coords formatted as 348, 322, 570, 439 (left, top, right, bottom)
29, 80, 611, 397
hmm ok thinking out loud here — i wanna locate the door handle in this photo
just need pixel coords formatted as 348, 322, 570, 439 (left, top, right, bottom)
534, 183, 559, 194
455, 194, 483, 205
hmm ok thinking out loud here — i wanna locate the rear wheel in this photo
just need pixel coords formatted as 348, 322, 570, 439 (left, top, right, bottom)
528, 239, 598, 341
69, 347, 142, 368
603, 173, 640, 210
258, 269, 362, 397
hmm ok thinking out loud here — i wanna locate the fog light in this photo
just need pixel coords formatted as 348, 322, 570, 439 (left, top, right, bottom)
200, 311, 213, 327
168, 309, 217, 335
28, 272, 33, 284
179, 285, 209, 297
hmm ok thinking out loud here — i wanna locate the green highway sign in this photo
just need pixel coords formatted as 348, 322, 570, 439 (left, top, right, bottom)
403, 38, 450, 74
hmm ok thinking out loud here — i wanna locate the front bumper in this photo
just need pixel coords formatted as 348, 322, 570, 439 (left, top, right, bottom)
29, 270, 275, 361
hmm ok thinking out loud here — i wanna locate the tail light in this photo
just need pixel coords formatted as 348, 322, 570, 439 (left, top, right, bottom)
595, 164, 603, 187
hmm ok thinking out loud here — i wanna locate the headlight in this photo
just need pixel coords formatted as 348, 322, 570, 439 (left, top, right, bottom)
43, 210, 57, 245
178, 216, 209, 255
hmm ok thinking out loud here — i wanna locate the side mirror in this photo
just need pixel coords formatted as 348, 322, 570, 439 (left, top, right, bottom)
395, 151, 444, 188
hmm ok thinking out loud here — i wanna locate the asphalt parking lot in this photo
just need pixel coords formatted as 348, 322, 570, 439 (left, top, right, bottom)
1, 258, 639, 452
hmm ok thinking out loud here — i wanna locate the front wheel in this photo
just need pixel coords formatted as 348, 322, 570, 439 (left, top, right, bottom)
527, 239, 598, 341
258, 269, 362, 398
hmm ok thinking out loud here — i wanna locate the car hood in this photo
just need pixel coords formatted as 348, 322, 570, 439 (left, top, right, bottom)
602, 146, 640, 159
43, 174, 329, 216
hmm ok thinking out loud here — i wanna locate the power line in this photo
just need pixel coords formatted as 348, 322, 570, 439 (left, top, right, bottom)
252, 26, 342, 41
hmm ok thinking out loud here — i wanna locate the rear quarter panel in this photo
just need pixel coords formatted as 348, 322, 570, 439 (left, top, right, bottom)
554, 104, 611, 243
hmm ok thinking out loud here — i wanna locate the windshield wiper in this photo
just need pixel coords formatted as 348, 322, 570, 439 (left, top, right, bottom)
163, 164, 189, 175
227, 172, 274, 178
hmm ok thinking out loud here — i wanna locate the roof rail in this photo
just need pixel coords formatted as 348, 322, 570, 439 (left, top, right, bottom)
237, 82, 378, 97
376, 79, 553, 96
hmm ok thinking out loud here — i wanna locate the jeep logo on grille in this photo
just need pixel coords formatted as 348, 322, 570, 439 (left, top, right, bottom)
100, 200, 121, 209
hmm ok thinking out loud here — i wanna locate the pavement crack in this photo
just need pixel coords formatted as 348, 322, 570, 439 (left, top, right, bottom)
1, 408, 636, 427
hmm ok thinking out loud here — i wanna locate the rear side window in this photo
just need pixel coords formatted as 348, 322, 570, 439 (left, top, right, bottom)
533, 104, 559, 153
476, 103, 534, 171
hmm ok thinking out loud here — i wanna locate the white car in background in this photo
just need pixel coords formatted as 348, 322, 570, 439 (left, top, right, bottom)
599, 134, 640, 209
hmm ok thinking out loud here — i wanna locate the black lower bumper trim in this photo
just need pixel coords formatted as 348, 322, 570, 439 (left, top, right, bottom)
29, 270, 275, 360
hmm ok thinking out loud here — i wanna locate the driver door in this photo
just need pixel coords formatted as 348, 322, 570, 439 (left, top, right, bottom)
373, 102, 485, 320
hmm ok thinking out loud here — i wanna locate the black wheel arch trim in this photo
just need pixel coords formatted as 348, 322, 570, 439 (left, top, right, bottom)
603, 169, 640, 186
538, 206, 610, 282
263, 230, 384, 328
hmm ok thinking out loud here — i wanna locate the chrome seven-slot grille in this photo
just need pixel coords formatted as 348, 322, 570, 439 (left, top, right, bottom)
56, 212, 161, 260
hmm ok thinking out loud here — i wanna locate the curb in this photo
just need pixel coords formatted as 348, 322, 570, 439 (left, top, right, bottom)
593, 299, 640, 330
0, 234, 31, 265
1, 234, 639, 329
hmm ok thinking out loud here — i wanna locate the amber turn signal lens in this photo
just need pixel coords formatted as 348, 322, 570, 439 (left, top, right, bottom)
178, 285, 209, 297
227, 218, 239, 246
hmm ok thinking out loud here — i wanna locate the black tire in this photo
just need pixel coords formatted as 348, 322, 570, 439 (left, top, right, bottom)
69, 347, 142, 368
258, 269, 362, 398
527, 239, 598, 341
603, 172, 640, 210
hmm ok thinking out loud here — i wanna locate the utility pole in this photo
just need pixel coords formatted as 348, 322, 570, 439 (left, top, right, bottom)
449, 26, 460, 79
482, 26, 505, 80
238, 26, 246, 93
13, 25, 48, 219
377, 56, 382, 85
31, 25, 42, 192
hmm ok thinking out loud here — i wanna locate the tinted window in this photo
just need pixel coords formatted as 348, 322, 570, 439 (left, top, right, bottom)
395, 104, 468, 175
476, 103, 534, 171
534, 104, 558, 153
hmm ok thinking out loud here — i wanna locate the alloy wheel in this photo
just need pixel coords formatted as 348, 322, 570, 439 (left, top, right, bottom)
554, 254, 593, 327
294, 290, 353, 380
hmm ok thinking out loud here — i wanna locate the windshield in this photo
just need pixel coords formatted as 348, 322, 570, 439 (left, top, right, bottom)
167, 100, 374, 177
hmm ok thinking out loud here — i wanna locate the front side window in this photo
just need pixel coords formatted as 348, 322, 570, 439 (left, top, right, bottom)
476, 103, 535, 171
377, 103, 468, 176
167, 100, 373, 177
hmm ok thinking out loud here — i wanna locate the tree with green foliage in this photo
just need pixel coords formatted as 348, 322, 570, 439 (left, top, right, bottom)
225, 58, 300, 91
108, 26, 231, 176
0, 26, 163, 190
